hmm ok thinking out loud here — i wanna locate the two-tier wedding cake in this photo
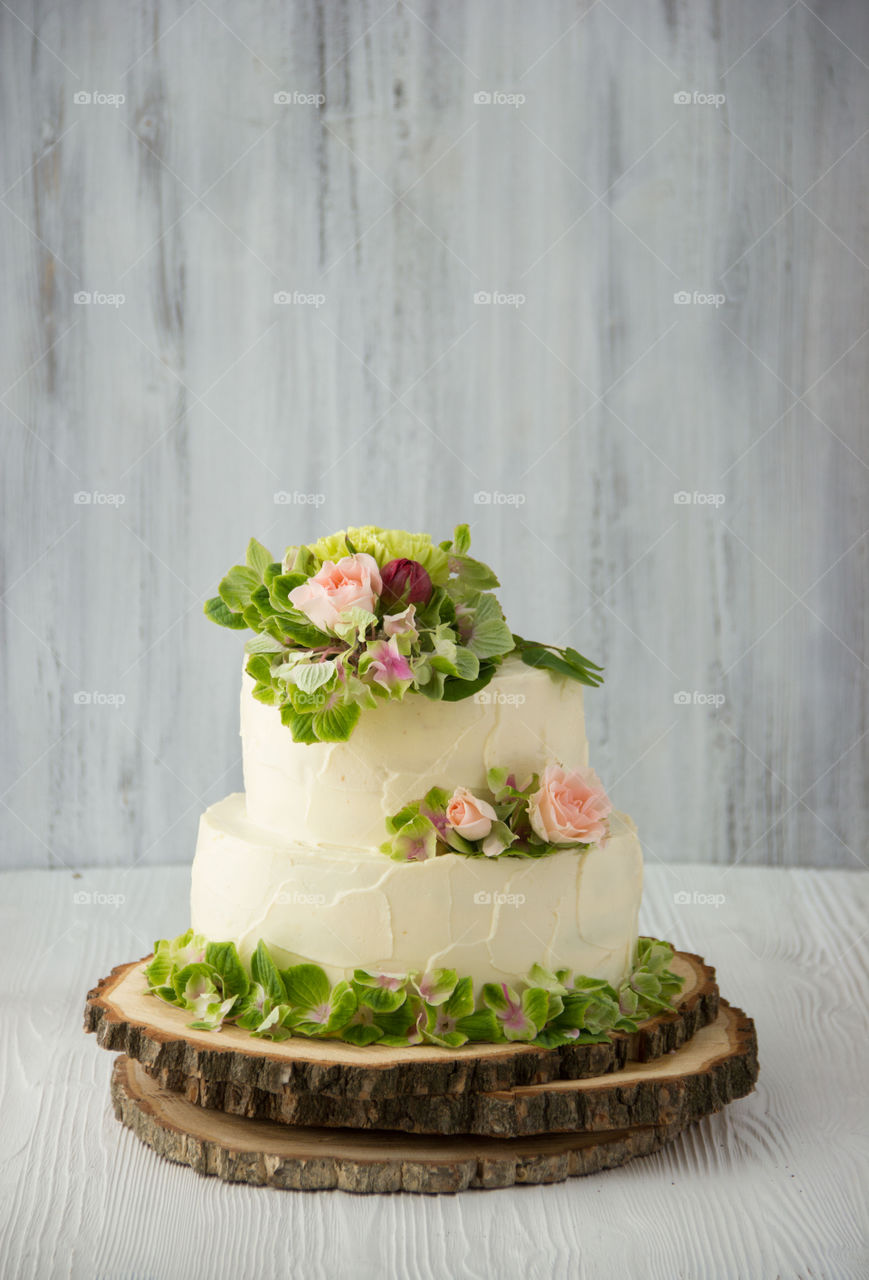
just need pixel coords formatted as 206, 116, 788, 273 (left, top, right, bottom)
147, 525, 680, 1048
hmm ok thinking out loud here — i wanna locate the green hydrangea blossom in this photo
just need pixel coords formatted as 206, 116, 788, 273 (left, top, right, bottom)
143, 934, 684, 1047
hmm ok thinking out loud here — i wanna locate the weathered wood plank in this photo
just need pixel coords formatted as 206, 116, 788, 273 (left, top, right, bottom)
2, 0, 866, 872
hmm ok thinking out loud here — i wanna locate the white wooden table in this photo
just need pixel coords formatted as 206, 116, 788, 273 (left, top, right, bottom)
1, 863, 866, 1279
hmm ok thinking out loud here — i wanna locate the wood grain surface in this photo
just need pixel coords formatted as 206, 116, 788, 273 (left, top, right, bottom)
1, 862, 867, 1277
2, 0, 868, 873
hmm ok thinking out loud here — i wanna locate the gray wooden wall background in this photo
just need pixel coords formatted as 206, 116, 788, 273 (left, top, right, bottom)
2, 0, 867, 874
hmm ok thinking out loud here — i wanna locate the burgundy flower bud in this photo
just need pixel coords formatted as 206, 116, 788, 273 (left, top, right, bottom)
379, 558, 433, 611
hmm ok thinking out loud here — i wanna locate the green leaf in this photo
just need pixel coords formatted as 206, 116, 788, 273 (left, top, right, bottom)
293, 660, 337, 694
245, 654, 273, 684
442, 827, 477, 855
522, 986, 550, 1030
383, 813, 438, 862
452, 646, 480, 681
527, 963, 569, 994
173, 961, 219, 1005
480, 982, 512, 1013
354, 983, 407, 1013
440, 662, 498, 702
251, 1004, 294, 1041
218, 564, 260, 612
279, 616, 332, 649
144, 947, 172, 989
447, 553, 500, 591
282, 963, 331, 1009
333, 607, 378, 645
630, 971, 662, 997
204, 596, 247, 629
312, 700, 360, 743
205, 941, 250, 999
342, 1022, 384, 1046
268, 572, 308, 612
513, 636, 605, 688
280, 705, 320, 744
384, 801, 421, 834
249, 584, 279, 618
245, 633, 286, 655
246, 537, 274, 578
415, 665, 447, 700
413, 968, 458, 1006
375, 998, 424, 1041
465, 594, 515, 659
250, 941, 286, 1003
188, 995, 237, 1031
564, 646, 604, 674
444, 976, 475, 1020
455, 1008, 501, 1041
452, 523, 472, 555
324, 980, 357, 1031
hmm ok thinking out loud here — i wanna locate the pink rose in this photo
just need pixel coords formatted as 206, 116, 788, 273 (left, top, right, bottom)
446, 787, 497, 841
528, 764, 612, 846
288, 553, 382, 632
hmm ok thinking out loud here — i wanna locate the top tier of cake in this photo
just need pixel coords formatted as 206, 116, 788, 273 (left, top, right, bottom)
241, 655, 589, 850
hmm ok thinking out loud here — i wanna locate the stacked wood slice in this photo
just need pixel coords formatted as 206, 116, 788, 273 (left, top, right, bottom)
85, 945, 758, 1194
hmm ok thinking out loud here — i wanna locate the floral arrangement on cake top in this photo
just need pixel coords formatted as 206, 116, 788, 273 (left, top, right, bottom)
205, 524, 604, 744
381, 763, 613, 861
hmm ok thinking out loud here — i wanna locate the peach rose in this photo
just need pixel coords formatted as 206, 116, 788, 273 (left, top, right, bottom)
528, 764, 612, 846
446, 787, 497, 841
288, 553, 382, 632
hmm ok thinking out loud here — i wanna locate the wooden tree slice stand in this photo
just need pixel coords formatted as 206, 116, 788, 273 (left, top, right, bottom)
85, 947, 719, 1099
142, 1004, 757, 1138
87, 944, 757, 1192
110, 1056, 692, 1194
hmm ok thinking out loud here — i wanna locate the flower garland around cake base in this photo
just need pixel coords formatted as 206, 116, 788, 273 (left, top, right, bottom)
143, 935, 684, 1049
381, 763, 613, 861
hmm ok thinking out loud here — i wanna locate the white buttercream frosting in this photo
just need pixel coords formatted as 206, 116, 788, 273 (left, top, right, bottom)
190, 794, 643, 989
240, 655, 589, 849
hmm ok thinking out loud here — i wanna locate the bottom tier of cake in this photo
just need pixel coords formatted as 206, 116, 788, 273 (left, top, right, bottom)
190, 794, 644, 989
